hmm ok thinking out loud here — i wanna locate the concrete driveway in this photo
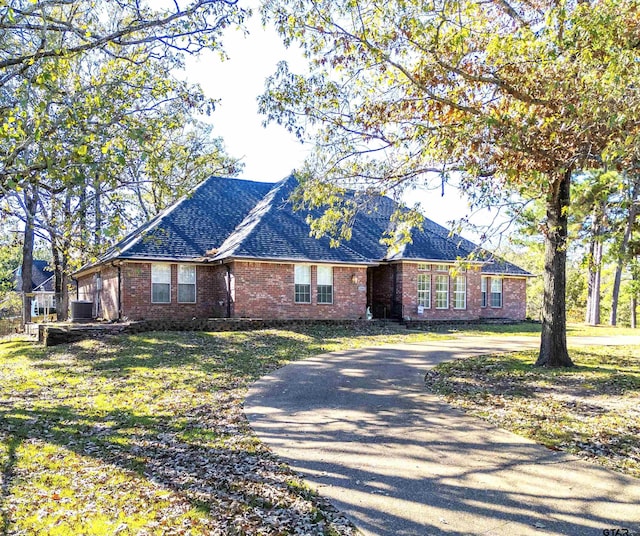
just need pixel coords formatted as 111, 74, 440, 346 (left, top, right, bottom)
245, 335, 640, 536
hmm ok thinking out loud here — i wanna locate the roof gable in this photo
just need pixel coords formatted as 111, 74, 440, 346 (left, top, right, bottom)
96, 176, 273, 263
212, 176, 370, 264
15, 260, 55, 292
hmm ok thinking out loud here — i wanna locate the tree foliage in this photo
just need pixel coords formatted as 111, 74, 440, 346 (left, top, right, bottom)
1, 0, 245, 193
260, 0, 640, 366
1, 0, 245, 320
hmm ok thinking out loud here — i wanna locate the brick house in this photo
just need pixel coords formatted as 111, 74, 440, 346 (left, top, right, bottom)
74, 175, 532, 322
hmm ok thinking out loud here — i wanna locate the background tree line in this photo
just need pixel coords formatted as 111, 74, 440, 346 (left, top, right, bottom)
0, 0, 245, 323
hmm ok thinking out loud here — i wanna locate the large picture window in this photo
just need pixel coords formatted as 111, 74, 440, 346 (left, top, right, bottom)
490, 278, 503, 308
453, 275, 466, 309
435, 274, 449, 309
178, 265, 196, 303
417, 273, 431, 308
151, 264, 171, 303
317, 265, 333, 304
294, 265, 311, 303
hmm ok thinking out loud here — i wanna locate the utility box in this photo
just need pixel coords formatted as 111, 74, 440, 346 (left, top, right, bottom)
70, 300, 94, 323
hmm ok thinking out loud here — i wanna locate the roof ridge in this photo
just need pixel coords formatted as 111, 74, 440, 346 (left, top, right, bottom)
211, 175, 293, 260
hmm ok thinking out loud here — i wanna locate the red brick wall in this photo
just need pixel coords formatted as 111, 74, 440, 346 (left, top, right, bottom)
398, 263, 482, 321
78, 261, 527, 322
77, 274, 95, 303
232, 261, 368, 320
480, 276, 527, 320
77, 268, 119, 320
100, 265, 119, 320
121, 262, 223, 320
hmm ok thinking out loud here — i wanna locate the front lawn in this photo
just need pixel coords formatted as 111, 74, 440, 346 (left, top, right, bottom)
0, 326, 435, 535
424, 344, 640, 478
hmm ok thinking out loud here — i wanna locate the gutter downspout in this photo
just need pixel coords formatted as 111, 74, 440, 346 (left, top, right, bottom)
109, 261, 123, 321
117, 264, 122, 321
70, 276, 79, 301
226, 264, 232, 319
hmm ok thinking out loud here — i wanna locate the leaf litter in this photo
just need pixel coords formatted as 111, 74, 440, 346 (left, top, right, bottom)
1, 326, 437, 535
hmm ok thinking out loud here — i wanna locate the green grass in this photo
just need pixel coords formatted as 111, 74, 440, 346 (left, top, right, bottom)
442, 321, 640, 338
0, 325, 439, 535
425, 343, 640, 477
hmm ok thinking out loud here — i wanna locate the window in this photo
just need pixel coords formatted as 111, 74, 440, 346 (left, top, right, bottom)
435, 274, 449, 309
152, 264, 171, 303
481, 276, 488, 308
453, 275, 466, 309
417, 274, 431, 308
417, 263, 431, 271
490, 278, 503, 308
317, 265, 333, 304
178, 265, 196, 303
294, 265, 311, 303
435, 264, 449, 272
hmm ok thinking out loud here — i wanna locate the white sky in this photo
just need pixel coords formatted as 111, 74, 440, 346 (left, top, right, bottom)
183, 9, 491, 236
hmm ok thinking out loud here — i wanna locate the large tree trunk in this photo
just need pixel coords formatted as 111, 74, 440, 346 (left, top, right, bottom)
20, 186, 38, 327
536, 170, 574, 367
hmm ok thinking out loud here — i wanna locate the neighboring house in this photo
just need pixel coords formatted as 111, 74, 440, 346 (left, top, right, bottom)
74, 175, 532, 322
15, 260, 57, 317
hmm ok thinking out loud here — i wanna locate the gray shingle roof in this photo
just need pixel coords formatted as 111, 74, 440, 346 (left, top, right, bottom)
15, 260, 55, 292
211, 176, 371, 264
92, 176, 272, 263
76, 174, 531, 277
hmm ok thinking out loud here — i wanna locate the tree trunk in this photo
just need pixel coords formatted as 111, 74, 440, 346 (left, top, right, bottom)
631, 258, 638, 329
585, 205, 605, 326
610, 262, 623, 327
94, 174, 102, 249
536, 170, 573, 367
20, 186, 38, 327
588, 236, 603, 325
54, 192, 73, 321
610, 176, 639, 326
585, 230, 596, 324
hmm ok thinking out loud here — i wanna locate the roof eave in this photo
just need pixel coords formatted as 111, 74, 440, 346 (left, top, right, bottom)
213, 255, 379, 267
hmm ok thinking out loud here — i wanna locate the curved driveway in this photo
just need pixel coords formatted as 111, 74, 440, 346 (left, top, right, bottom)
245, 335, 640, 536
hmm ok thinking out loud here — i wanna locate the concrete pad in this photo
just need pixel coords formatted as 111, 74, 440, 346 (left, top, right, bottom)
245, 336, 640, 536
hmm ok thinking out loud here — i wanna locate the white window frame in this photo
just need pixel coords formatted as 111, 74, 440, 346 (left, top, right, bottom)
294, 264, 311, 304
177, 264, 197, 303
435, 274, 449, 309
316, 265, 333, 304
151, 263, 171, 304
435, 264, 449, 272
490, 277, 503, 308
417, 273, 431, 308
481, 276, 488, 308
453, 275, 466, 310
417, 263, 431, 271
